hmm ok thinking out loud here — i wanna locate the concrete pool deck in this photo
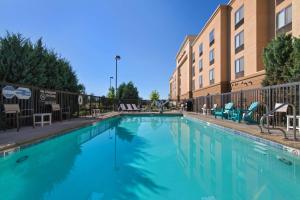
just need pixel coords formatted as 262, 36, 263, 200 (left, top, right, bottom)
0, 112, 120, 152
184, 112, 300, 150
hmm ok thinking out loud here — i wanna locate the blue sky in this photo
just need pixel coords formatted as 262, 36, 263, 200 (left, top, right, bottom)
0, 0, 228, 99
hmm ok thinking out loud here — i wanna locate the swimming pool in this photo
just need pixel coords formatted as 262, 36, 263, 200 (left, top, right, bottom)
0, 115, 300, 200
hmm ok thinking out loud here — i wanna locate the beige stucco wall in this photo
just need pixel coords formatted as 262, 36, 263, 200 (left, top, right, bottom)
192, 6, 229, 98
230, 0, 274, 92
294, 0, 300, 37
169, 69, 178, 100
175, 36, 196, 100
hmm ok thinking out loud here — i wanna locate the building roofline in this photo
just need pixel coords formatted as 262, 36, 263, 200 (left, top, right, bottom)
169, 68, 177, 81
175, 35, 197, 59
191, 4, 228, 46
227, 0, 236, 6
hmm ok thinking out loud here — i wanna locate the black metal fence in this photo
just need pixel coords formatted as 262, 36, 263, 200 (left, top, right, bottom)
0, 82, 149, 130
193, 82, 300, 126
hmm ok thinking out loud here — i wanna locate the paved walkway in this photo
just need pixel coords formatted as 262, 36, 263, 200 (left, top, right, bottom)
0, 112, 119, 152
184, 112, 300, 150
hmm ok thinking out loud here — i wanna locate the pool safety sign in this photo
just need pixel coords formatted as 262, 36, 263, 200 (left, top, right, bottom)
78, 95, 83, 105
40, 90, 56, 104
15, 87, 32, 100
2, 86, 32, 100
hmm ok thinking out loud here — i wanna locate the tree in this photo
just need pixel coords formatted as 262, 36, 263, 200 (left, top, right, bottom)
150, 90, 160, 102
107, 87, 115, 99
291, 37, 300, 81
262, 34, 299, 86
116, 81, 139, 100
0, 32, 84, 93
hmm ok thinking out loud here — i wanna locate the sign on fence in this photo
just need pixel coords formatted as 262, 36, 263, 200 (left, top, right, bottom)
40, 90, 56, 104
15, 87, 32, 100
2, 86, 15, 99
2, 85, 31, 99
78, 95, 83, 105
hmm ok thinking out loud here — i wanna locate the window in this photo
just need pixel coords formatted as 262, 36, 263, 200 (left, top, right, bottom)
209, 29, 215, 46
192, 52, 195, 63
235, 57, 244, 78
199, 59, 203, 72
235, 31, 244, 53
199, 43, 203, 56
199, 75, 203, 88
192, 80, 195, 91
235, 5, 244, 27
192, 65, 195, 77
277, 5, 292, 30
209, 68, 215, 85
209, 49, 215, 65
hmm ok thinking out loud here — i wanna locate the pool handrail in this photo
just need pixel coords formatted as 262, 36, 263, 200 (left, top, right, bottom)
259, 103, 297, 140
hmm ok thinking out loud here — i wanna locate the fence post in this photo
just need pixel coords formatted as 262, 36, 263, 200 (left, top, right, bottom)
240, 90, 243, 109
60, 92, 63, 121
89, 96, 92, 115
77, 94, 80, 118
98, 97, 101, 111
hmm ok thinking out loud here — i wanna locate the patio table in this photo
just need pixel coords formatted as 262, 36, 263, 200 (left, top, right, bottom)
286, 115, 300, 132
33, 113, 52, 128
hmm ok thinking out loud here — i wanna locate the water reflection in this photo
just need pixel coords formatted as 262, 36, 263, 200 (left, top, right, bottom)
0, 116, 167, 200
169, 118, 300, 200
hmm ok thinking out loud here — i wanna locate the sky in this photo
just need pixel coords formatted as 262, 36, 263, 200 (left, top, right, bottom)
0, 0, 228, 99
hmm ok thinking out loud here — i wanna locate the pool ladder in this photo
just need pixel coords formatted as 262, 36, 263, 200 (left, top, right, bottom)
259, 103, 297, 140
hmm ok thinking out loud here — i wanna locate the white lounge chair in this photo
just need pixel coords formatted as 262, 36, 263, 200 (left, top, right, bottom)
126, 104, 134, 111
267, 103, 289, 127
201, 104, 207, 115
210, 104, 218, 114
119, 104, 128, 112
132, 104, 141, 112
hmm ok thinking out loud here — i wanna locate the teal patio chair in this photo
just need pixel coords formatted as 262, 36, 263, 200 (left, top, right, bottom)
214, 102, 234, 119
230, 101, 260, 123
243, 101, 260, 124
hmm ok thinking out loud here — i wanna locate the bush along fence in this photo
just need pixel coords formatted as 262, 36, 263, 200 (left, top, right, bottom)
192, 81, 300, 127
0, 82, 146, 130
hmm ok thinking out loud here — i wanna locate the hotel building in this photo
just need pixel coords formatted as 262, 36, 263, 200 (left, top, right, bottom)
169, 0, 300, 102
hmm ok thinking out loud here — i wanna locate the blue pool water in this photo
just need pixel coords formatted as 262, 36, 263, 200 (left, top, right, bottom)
0, 115, 300, 200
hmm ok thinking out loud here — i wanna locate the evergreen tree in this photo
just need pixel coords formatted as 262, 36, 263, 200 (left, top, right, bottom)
150, 90, 160, 102
107, 87, 115, 99
116, 81, 139, 100
0, 32, 84, 93
262, 34, 299, 86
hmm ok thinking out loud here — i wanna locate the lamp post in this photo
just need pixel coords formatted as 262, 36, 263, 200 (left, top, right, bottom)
115, 55, 121, 109
109, 76, 114, 89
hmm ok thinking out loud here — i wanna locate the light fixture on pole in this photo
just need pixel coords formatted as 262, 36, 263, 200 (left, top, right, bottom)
109, 76, 114, 89
115, 55, 121, 98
